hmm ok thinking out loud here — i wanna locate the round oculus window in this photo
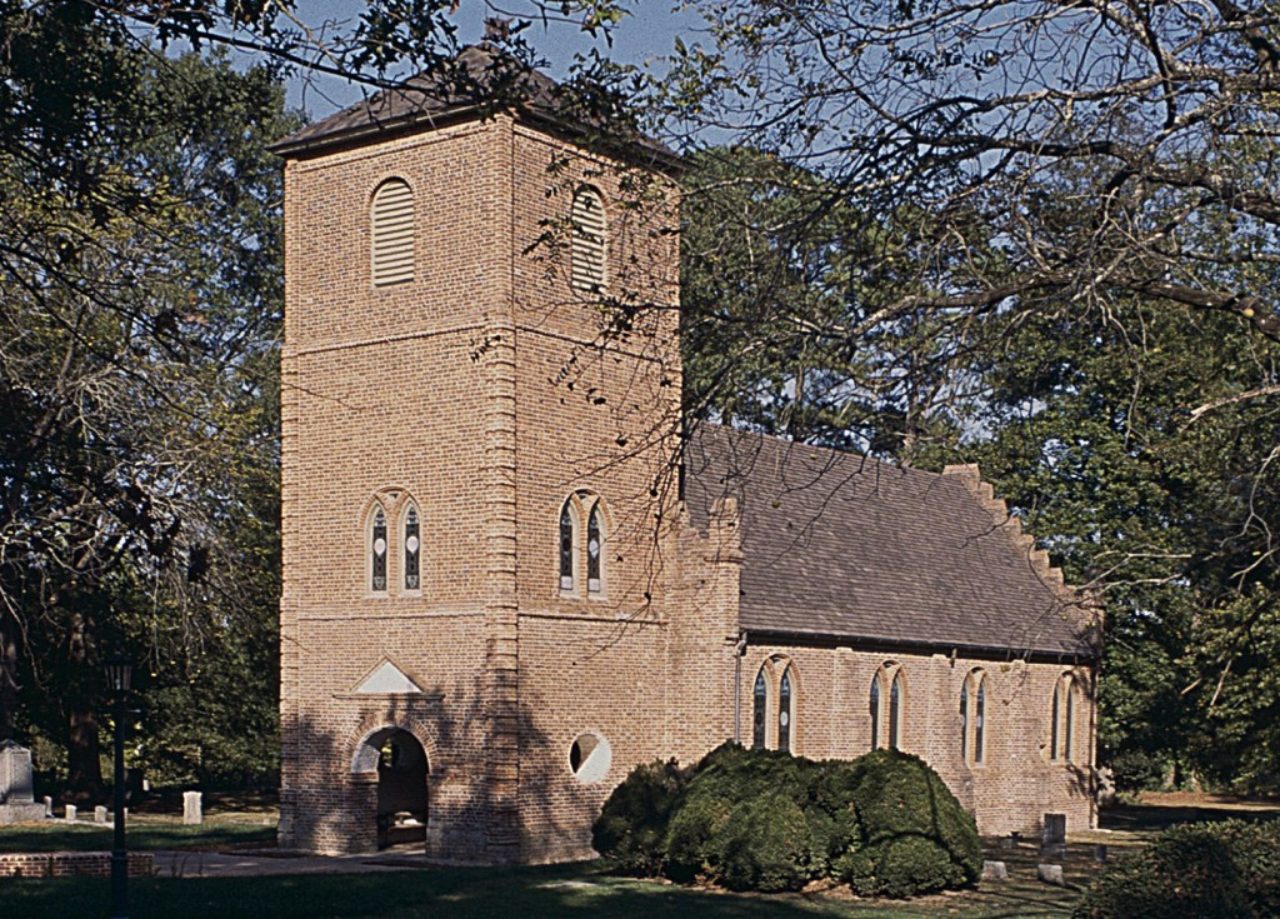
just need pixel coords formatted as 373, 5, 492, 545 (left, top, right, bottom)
568, 732, 612, 784
406, 535, 420, 553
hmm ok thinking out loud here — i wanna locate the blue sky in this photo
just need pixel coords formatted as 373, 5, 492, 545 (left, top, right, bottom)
282, 1, 705, 120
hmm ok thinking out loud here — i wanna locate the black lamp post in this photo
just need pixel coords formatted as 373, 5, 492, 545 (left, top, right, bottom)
104, 653, 132, 919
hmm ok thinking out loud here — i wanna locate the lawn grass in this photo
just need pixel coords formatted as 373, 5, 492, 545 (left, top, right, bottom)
0, 816, 275, 852
2, 852, 1090, 919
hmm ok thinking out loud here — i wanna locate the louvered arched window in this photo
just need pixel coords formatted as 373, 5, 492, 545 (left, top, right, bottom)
571, 186, 606, 292
403, 505, 420, 591
371, 178, 414, 286
370, 506, 388, 592
752, 667, 767, 750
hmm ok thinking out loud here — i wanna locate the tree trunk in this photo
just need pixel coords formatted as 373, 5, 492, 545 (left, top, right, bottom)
0, 612, 18, 741
64, 609, 104, 800
66, 704, 103, 801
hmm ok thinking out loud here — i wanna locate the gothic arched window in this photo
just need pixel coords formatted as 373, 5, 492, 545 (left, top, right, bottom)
403, 505, 420, 591
587, 503, 603, 595
778, 666, 793, 754
571, 186, 606, 292
974, 674, 986, 764
1050, 681, 1061, 760
888, 671, 903, 749
370, 506, 388, 592
869, 676, 881, 752
1064, 677, 1074, 763
752, 667, 767, 750
559, 499, 576, 592
371, 178, 414, 286
960, 680, 969, 760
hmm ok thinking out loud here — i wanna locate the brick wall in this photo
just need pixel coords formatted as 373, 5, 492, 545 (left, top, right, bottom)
0, 852, 152, 878
279, 108, 1096, 862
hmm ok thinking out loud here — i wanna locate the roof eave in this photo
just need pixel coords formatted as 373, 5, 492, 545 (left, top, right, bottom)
269, 102, 687, 176
740, 625, 1101, 664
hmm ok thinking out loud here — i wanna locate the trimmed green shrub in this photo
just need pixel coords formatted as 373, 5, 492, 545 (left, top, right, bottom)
591, 758, 687, 876
597, 743, 981, 899
847, 749, 983, 889
1074, 819, 1280, 919
716, 791, 816, 892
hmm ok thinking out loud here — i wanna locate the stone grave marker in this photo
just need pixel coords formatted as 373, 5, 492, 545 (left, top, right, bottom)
64, 804, 77, 822
94, 805, 108, 824
0, 741, 45, 823
183, 791, 203, 825
1037, 863, 1065, 886
981, 860, 1008, 881
43, 796, 53, 818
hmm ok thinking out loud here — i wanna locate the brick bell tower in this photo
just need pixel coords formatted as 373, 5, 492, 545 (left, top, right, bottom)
271, 46, 688, 861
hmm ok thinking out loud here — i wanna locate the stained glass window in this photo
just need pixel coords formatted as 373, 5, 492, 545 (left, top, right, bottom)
752, 668, 767, 750
404, 505, 420, 590
587, 504, 602, 594
1064, 679, 1074, 763
371, 507, 387, 592
889, 672, 902, 749
559, 500, 575, 592
975, 677, 985, 764
778, 667, 792, 754
869, 677, 880, 751
1050, 682, 1061, 760
960, 681, 968, 760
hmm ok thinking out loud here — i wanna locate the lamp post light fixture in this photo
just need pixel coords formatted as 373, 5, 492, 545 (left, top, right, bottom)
104, 653, 133, 919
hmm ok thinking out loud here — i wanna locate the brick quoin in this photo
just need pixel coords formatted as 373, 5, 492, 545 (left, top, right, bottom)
274, 52, 1099, 863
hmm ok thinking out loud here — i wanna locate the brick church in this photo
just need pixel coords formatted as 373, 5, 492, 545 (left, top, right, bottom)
270, 44, 1100, 863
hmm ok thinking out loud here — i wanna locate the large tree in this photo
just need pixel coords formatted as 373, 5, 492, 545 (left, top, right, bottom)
0, 43, 295, 794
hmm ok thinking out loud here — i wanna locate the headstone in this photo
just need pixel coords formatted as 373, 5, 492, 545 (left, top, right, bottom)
1042, 812, 1067, 847
94, 806, 107, 824
183, 791, 203, 826
0, 742, 45, 824
1037, 863, 1065, 886
1093, 843, 1108, 864
982, 860, 1009, 881
43, 796, 53, 818
63, 804, 76, 822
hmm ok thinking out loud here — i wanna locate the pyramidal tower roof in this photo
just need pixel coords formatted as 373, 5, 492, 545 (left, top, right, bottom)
271, 43, 682, 171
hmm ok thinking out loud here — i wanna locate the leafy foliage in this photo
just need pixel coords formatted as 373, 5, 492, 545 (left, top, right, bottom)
1074, 819, 1280, 919
596, 743, 979, 898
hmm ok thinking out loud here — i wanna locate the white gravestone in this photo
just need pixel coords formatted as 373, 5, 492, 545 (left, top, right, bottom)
94, 805, 107, 824
64, 804, 77, 822
183, 791, 203, 825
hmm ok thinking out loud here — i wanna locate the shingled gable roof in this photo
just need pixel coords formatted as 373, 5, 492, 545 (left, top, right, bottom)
684, 424, 1098, 660
270, 43, 683, 171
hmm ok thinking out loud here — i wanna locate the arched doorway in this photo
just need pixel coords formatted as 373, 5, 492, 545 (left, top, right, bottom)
367, 728, 428, 850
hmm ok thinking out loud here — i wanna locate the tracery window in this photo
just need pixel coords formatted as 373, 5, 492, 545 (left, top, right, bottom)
752, 667, 767, 750
403, 505, 420, 591
962, 670, 988, 765
587, 504, 603, 595
570, 186, 606, 291
869, 676, 881, 752
778, 666, 793, 754
559, 499, 576, 592
1050, 674, 1076, 763
888, 671, 903, 750
370, 506, 388, 593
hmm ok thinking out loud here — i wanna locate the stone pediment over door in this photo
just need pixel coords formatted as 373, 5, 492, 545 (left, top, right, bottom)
353, 659, 423, 694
